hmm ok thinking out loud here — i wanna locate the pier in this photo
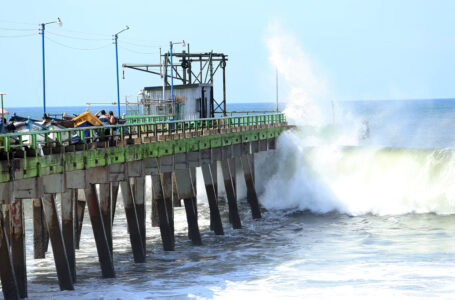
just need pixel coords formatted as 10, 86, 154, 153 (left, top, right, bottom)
0, 113, 289, 299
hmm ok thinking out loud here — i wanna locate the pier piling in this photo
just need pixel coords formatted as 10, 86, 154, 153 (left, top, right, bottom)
221, 159, 242, 229
41, 194, 74, 291
33, 198, 48, 258
111, 182, 119, 225
151, 174, 174, 251
241, 155, 261, 219
120, 180, 146, 262
201, 164, 224, 235
61, 190, 76, 283
75, 194, 86, 250
10, 198, 27, 298
0, 210, 20, 300
99, 183, 113, 254
84, 184, 115, 278
162, 172, 175, 244
133, 176, 146, 252
175, 169, 202, 245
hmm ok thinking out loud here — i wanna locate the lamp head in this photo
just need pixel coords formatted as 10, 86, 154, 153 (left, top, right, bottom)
57, 17, 62, 27
181, 40, 186, 47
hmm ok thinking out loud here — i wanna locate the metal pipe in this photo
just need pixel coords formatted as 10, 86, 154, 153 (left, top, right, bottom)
41, 23, 46, 116
115, 34, 120, 118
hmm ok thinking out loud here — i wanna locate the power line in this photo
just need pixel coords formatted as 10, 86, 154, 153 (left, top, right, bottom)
46, 30, 111, 41
45, 36, 111, 51
0, 33, 36, 38
0, 27, 36, 32
118, 45, 159, 55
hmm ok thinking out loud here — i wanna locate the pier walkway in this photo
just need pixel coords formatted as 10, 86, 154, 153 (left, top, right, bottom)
0, 113, 289, 299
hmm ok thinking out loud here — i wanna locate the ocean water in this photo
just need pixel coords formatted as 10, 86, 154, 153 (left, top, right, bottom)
4, 100, 455, 299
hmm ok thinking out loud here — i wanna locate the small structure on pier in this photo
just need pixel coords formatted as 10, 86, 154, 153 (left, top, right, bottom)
123, 49, 228, 117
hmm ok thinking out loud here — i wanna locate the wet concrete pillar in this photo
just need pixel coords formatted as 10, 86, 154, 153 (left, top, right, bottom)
120, 180, 146, 263
99, 183, 113, 254
133, 176, 146, 253
190, 167, 198, 219
241, 154, 261, 219
84, 184, 115, 278
61, 190, 76, 283
174, 169, 202, 245
33, 198, 49, 258
221, 159, 242, 229
111, 181, 120, 224
0, 209, 20, 300
201, 164, 224, 235
172, 173, 181, 207
162, 172, 175, 243
41, 194, 74, 291
10, 198, 27, 298
151, 174, 174, 251
75, 192, 86, 250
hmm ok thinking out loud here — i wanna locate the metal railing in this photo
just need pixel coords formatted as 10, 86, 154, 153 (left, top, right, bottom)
0, 113, 286, 152
124, 115, 172, 124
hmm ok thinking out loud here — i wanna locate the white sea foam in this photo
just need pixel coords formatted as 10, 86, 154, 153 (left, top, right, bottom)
259, 23, 455, 216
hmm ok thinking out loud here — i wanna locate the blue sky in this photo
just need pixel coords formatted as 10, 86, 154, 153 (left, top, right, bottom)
1, 0, 454, 107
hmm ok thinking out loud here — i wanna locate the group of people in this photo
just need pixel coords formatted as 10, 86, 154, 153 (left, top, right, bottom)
95, 110, 117, 125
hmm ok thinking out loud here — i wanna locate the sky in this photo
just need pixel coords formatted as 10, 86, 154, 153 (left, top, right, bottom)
1, 0, 455, 108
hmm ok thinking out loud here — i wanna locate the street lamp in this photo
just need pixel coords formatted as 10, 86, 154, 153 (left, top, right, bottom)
39, 17, 62, 116
114, 26, 129, 118
169, 40, 185, 117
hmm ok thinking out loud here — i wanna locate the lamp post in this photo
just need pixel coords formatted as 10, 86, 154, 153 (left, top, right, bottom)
114, 26, 129, 118
39, 17, 62, 116
0, 93, 6, 132
169, 40, 185, 117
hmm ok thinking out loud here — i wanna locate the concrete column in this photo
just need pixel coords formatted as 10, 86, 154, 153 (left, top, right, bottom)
201, 164, 224, 235
111, 181, 120, 224
151, 174, 174, 251
84, 184, 115, 278
61, 190, 76, 283
221, 159, 242, 229
75, 193, 86, 250
172, 173, 181, 207
99, 183, 112, 254
10, 198, 27, 298
120, 180, 146, 263
174, 169, 202, 245
33, 198, 49, 258
241, 154, 261, 219
0, 209, 20, 300
133, 176, 146, 252
41, 194, 74, 291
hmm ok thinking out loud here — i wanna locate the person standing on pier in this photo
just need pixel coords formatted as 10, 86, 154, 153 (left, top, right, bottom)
109, 111, 117, 125
96, 110, 110, 125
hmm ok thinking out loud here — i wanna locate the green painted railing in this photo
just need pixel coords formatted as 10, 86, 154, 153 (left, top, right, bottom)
124, 115, 172, 124
0, 113, 286, 152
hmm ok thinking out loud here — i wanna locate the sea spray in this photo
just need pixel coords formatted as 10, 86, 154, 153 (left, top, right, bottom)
259, 23, 455, 216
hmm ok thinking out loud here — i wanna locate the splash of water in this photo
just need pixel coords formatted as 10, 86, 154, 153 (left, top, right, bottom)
259, 23, 455, 216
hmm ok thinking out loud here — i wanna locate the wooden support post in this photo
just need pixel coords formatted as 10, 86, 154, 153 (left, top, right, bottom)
33, 198, 48, 258
75, 192, 86, 250
3, 203, 11, 242
41, 194, 74, 291
190, 167, 198, 219
211, 161, 218, 199
10, 198, 27, 298
221, 159, 242, 229
84, 184, 115, 278
120, 180, 146, 263
111, 181, 119, 224
61, 190, 76, 283
151, 174, 174, 251
174, 169, 202, 245
133, 177, 146, 252
201, 164, 224, 235
0, 209, 20, 300
162, 172, 175, 244
172, 173, 181, 207
241, 155, 262, 219
99, 183, 112, 254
